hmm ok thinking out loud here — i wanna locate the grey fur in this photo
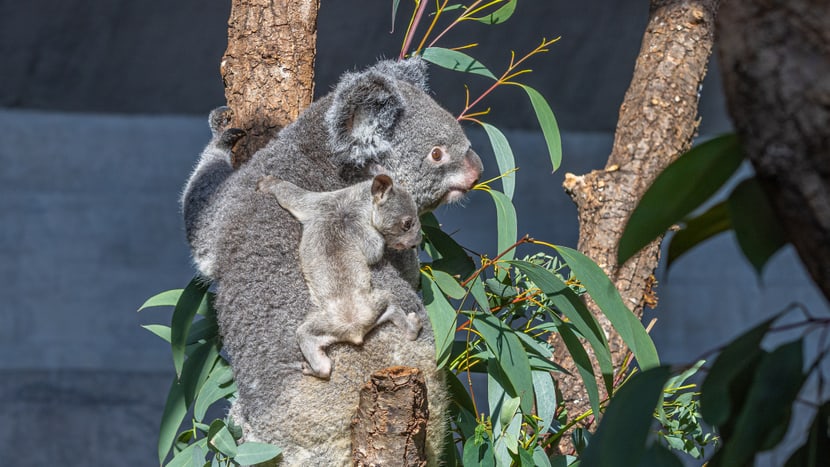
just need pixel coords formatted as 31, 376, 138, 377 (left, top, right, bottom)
182, 57, 483, 466
181, 106, 245, 278
257, 174, 423, 379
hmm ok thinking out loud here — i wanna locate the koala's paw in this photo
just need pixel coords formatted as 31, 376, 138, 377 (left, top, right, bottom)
302, 360, 332, 380
405, 313, 422, 341
256, 175, 280, 193
208, 106, 233, 134
217, 128, 246, 150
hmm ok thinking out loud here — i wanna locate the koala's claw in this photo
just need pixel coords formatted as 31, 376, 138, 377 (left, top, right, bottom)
405, 313, 422, 341
208, 106, 234, 134
218, 128, 246, 150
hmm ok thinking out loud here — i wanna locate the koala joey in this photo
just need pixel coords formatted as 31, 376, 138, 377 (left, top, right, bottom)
257, 173, 424, 379
182, 57, 482, 466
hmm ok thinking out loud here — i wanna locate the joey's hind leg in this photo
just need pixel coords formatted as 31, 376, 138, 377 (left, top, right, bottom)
376, 303, 422, 341
296, 320, 337, 379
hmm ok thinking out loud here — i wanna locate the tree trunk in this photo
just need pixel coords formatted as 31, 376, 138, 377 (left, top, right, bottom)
351, 366, 429, 467
717, 0, 830, 301
222, 0, 319, 166
555, 0, 720, 447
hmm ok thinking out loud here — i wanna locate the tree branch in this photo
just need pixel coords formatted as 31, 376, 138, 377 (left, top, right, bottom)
222, 0, 319, 166
718, 0, 830, 301
351, 366, 429, 466
554, 0, 720, 449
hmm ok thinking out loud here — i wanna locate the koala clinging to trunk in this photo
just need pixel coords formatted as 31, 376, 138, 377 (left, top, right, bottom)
182, 57, 482, 466
257, 174, 424, 379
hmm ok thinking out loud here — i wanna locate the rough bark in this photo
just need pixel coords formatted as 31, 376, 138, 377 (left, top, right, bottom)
555, 0, 720, 446
222, 0, 319, 166
351, 366, 429, 467
718, 0, 830, 301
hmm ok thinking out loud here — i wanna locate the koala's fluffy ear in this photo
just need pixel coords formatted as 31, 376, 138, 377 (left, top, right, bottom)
326, 70, 406, 167
371, 174, 394, 203
367, 57, 429, 91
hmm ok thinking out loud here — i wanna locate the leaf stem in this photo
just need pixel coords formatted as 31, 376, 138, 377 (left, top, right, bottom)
457, 37, 560, 121
400, 0, 430, 59
460, 234, 532, 288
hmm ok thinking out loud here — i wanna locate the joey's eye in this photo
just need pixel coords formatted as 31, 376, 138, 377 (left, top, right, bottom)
402, 218, 413, 231
430, 147, 443, 162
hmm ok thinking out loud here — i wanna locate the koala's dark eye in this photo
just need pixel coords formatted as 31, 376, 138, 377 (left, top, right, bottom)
430, 147, 443, 162
402, 218, 413, 231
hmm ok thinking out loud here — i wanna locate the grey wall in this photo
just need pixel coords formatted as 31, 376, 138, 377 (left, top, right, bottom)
1, 1, 826, 466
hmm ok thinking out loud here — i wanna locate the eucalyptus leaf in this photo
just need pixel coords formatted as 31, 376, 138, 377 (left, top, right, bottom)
158, 377, 188, 465
667, 201, 732, 269
181, 341, 220, 409
391, 0, 401, 30
422, 274, 458, 367
142, 324, 172, 343
445, 369, 477, 421
166, 439, 207, 467
580, 366, 672, 466
517, 84, 562, 172
473, 311, 535, 413
700, 317, 774, 426
470, 0, 517, 24
207, 421, 238, 458
619, 133, 742, 264
234, 442, 283, 465
487, 189, 517, 262
557, 324, 601, 419
422, 47, 497, 79
172, 278, 210, 378
187, 317, 219, 345
432, 269, 467, 299
784, 402, 830, 467
532, 370, 557, 434
554, 245, 660, 370
194, 363, 235, 421
727, 177, 787, 275
717, 340, 806, 467
138, 289, 183, 311
533, 445, 554, 467
422, 224, 476, 278
509, 259, 614, 393
469, 275, 490, 312
463, 436, 496, 467
636, 443, 684, 467
479, 122, 516, 199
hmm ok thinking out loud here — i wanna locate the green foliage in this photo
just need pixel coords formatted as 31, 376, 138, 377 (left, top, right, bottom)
619, 132, 789, 274
619, 133, 743, 265
138, 288, 281, 466
580, 366, 672, 466
727, 178, 788, 274
695, 311, 821, 467
655, 361, 718, 458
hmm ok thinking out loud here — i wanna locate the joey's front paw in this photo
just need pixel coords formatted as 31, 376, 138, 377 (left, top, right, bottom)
405, 313, 422, 341
257, 175, 280, 193
302, 360, 332, 380
218, 128, 246, 150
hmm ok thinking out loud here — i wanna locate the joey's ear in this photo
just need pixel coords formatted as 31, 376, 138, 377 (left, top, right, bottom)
326, 70, 405, 167
368, 163, 390, 177
371, 174, 394, 202
368, 57, 429, 91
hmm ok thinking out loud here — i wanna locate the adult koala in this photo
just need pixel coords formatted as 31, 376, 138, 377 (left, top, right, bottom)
182, 58, 483, 466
